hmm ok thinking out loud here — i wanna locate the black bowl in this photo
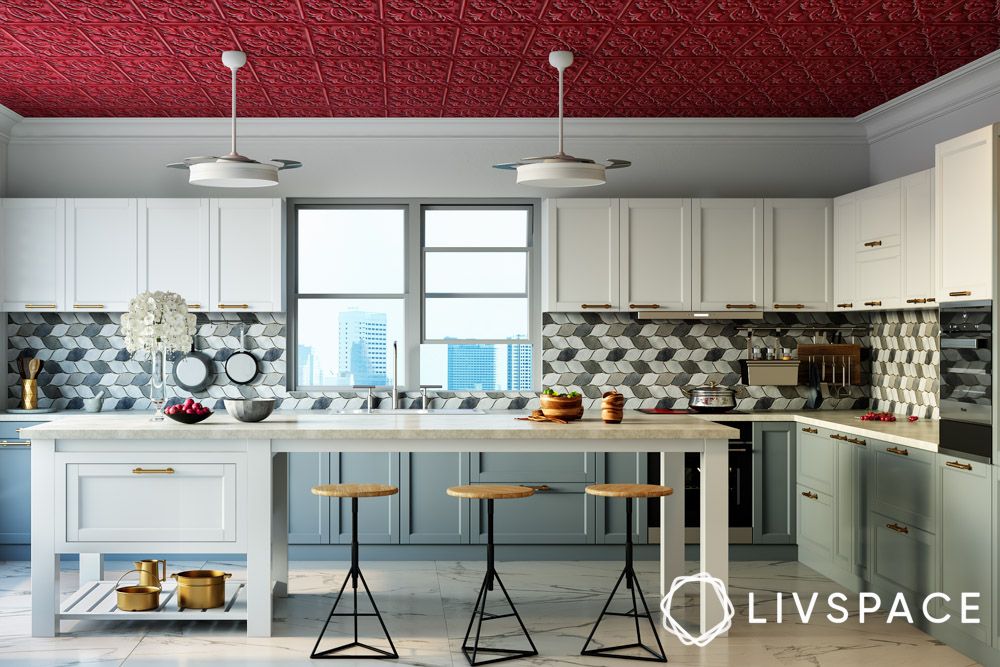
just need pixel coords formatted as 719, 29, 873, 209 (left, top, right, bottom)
165, 409, 213, 424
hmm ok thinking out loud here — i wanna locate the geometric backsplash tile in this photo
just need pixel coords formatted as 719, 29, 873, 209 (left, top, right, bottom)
868, 308, 940, 419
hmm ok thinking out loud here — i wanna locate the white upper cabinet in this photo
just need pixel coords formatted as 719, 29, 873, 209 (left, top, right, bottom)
543, 199, 620, 312
833, 194, 856, 310
764, 199, 833, 311
855, 180, 902, 251
66, 199, 139, 312
619, 198, 690, 312
1, 199, 65, 311
209, 198, 283, 312
138, 199, 211, 311
901, 169, 936, 307
691, 198, 764, 312
935, 125, 997, 303
854, 181, 902, 310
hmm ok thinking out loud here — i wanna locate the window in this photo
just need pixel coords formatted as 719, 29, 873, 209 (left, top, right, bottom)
289, 201, 538, 392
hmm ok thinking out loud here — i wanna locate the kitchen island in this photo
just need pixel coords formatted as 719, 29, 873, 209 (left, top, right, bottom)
25, 412, 737, 638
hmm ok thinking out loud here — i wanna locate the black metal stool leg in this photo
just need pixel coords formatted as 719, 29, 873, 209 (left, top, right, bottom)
311, 497, 398, 660
460, 498, 539, 666
580, 498, 668, 662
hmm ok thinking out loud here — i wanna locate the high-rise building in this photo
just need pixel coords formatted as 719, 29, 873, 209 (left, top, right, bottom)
447, 343, 496, 390
338, 310, 388, 386
506, 343, 533, 390
298, 344, 317, 386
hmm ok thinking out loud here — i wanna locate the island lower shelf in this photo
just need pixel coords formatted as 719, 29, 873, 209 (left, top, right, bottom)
60, 579, 247, 621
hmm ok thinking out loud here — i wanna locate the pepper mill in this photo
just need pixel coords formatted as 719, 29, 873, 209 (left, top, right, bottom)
601, 391, 624, 424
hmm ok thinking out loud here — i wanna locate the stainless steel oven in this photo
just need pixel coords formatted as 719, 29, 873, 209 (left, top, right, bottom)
939, 300, 993, 463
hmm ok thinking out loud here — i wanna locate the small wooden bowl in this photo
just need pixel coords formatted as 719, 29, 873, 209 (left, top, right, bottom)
540, 394, 584, 421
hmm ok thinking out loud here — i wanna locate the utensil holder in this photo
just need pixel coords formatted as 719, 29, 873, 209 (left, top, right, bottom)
20, 379, 38, 410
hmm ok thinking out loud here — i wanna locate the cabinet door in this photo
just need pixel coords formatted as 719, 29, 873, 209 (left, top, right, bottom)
938, 455, 991, 644
832, 441, 856, 573
901, 169, 936, 307
596, 453, 648, 544
752, 423, 796, 544
287, 452, 330, 544
471, 482, 594, 544
619, 198, 690, 312
543, 199, 619, 311
870, 511, 935, 600
66, 199, 139, 312
871, 441, 936, 532
399, 453, 469, 544
832, 194, 856, 311
331, 453, 399, 544
796, 428, 833, 495
855, 180, 902, 250
1, 199, 65, 311
209, 198, 283, 311
935, 125, 996, 303
691, 198, 764, 311
796, 485, 833, 559
764, 199, 833, 311
855, 246, 902, 310
138, 199, 210, 311
0, 447, 31, 544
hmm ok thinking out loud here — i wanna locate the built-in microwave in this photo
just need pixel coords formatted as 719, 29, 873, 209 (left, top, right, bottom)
939, 300, 993, 463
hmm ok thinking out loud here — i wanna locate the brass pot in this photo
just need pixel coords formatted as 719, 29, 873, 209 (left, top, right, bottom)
170, 570, 232, 609
116, 569, 162, 612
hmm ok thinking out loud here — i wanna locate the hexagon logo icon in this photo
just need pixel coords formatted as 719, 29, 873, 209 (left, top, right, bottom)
660, 572, 735, 647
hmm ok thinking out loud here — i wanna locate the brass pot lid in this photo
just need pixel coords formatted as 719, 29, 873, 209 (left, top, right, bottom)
171, 569, 232, 586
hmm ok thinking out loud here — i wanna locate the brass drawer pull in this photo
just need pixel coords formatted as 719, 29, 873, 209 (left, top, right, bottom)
74, 304, 105, 309
906, 298, 926, 304
725, 304, 757, 309
836, 303, 853, 308
581, 303, 612, 309
801, 491, 818, 500
0, 440, 30, 447
949, 290, 972, 297
926, 297, 936, 302
945, 460, 973, 471
887, 522, 909, 535
218, 303, 249, 309
25, 303, 57, 309
521, 484, 551, 492
848, 437, 866, 446
629, 303, 660, 309
829, 433, 844, 441
187, 303, 201, 309
886, 446, 908, 456
773, 304, 805, 309
863, 240, 883, 248
132, 467, 175, 475
864, 300, 882, 307
801, 427, 817, 434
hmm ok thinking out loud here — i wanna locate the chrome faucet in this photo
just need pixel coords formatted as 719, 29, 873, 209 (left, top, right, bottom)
353, 385, 375, 413
390, 340, 398, 410
420, 384, 442, 410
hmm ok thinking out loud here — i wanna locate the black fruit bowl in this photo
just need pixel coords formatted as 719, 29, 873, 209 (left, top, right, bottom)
165, 410, 213, 424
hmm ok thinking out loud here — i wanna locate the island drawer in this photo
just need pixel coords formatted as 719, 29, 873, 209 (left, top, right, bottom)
60, 459, 240, 543
472, 452, 595, 483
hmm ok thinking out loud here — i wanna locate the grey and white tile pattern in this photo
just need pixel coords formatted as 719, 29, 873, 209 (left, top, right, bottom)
868, 309, 940, 419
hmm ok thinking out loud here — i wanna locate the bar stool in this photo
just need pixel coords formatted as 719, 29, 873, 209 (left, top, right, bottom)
310, 483, 399, 660
447, 485, 539, 666
581, 483, 673, 663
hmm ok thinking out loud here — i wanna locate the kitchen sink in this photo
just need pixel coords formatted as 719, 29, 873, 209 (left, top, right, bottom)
326, 408, 486, 415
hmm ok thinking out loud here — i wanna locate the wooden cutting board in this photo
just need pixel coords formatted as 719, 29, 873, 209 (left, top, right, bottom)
796, 343, 862, 385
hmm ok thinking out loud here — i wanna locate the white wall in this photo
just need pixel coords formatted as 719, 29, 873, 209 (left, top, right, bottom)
5, 118, 869, 199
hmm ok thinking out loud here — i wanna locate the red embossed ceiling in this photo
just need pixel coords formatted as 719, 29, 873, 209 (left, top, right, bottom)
0, 0, 997, 118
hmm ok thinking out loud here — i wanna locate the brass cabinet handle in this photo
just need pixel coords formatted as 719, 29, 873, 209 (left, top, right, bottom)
863, 300, 882, 307
887, 522, 909, 534
836, 303, 853, 308
521, 484, 551, 492
848, 437, 866, 446
801, 491, 818, 500
725, 304, 757, 309
906, 298, 927, 304
926, 297, 936, 303
25, 303, 57, 309
829, 433, 847, 441
629, 303, 660, 309
773, 304, 805, 309
0, 440, 30, 447
886, 446, 909, 457
74, 304, 104, 309
863, 240, 883, 248
218, 303, 249, 309
132, 467, 175, 475
187, 303, 201, 309
801, 427, 818, 434
949, 290, 972, 297
945, 460, 973, 471
581, 303, 612, 309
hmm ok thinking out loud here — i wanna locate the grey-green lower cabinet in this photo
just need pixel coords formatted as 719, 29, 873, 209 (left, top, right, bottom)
752, 422, 796, 544
0, 445, 31, 544
596, 453, 648, 544
399, 453, 469, 544
287, 452, 330, 544
331, 453, 399, 544
833, 437, 868, 582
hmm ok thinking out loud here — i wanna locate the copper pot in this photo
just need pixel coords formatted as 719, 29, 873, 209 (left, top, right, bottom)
170, 570, 232, 609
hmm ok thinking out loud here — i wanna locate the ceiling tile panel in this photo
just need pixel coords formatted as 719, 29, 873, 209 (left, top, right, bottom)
0, 0, 994, 117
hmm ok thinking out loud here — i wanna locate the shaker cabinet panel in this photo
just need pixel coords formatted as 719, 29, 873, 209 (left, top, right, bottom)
287, 452, 330, 545
1, 198, 65, 311
935, 125, 996, 303
399, 453, 469, 544
832, 194, 856, 311
138, 199, 211, 311
330, 452, 399, 545
596, 453, 648, 544
691, 199, 764, 312
66, 198, 139, 312
764, 199, 833, 311
752, 422, 796, 545
0, 446, 31, 544
855, 246, 902, 310
209, 198, 283, 312
619, 198, 690, 312
855, 180, 902, 251
901, 169, 936, 308
543, 199, 619, 312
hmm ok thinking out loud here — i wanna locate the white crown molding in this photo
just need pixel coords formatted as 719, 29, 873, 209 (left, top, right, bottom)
8, 116, 866, 145
0, 103, 22, 141
857, 50, 1000, 144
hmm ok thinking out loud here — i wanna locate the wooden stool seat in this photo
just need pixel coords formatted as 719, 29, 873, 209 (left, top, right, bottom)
446, 484, 534, 500
585, 483, 673, 498
311, 483, 399, 498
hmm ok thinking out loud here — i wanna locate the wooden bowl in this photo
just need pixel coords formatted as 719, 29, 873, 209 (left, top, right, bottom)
540, 394, 584, 421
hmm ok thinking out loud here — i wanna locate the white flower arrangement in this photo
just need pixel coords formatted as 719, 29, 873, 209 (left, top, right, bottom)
120, 291, 196, 355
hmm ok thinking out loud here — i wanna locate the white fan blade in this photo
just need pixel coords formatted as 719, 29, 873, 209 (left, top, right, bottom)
272, 159, 302, 170
605, 159, 631, 169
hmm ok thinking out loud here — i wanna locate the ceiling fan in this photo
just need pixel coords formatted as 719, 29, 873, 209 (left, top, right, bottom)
493, 50, 630, 188
167, 51, 301, 188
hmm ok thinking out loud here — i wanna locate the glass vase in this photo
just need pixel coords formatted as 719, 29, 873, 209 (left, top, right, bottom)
149, 345, 167, 421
